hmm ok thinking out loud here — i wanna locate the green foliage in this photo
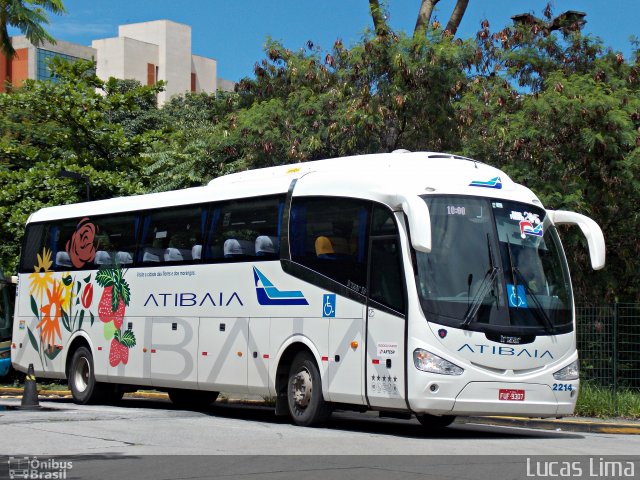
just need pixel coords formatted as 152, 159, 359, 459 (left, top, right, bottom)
456, 15, 640, 302
146, 31, 475, 190
0, 6, 638, 304
575, 382, 640, 419
0, 0, 66, 57
0, 58, 163, 272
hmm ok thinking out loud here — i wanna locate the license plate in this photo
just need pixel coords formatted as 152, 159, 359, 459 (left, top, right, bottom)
499, 389, 525, 401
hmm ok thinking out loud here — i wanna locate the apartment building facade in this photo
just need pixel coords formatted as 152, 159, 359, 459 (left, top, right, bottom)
1, 20, 231, 103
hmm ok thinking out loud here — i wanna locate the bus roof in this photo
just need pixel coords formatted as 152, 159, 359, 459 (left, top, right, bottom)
28, 151, 541, 223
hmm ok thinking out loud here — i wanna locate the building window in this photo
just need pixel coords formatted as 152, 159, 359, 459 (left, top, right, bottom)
36, 49, 84, 82
191, 73, 196, 92
147, 63, 155, 85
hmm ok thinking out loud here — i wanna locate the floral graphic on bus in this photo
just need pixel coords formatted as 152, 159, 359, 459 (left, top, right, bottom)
36, 280, 64, 348
66, 217, 98, 268
27, 248, 96, 368
28, 248, 54, 301
96, 265, 136, 366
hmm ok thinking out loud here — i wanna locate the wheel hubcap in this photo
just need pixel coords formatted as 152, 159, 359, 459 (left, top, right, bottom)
292, 367, 313, 409
74, 357, 90, 393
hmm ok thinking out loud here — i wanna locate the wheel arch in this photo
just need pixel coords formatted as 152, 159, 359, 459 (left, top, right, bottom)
273, 337, 322, 416
64, 331, 94, 379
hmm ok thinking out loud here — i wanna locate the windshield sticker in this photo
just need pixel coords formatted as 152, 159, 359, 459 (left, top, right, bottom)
509, 211, 543, 238
469, 176, 502, 189
507, 284, 528, 308
519, 221, 543, 238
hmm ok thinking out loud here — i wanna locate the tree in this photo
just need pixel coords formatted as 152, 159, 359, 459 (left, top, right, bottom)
370, 0, 471, 38
0, 0, 65, 58
456, 8, 640, 302
0, 57, 163, 272
444, 0, 469, 35
145, 31, 475, 192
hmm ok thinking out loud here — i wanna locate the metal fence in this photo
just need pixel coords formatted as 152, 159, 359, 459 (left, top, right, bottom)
576, 303, 640, 392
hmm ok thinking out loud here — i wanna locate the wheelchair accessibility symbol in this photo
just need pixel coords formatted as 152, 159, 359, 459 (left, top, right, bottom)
507, 284, 528, 308
323, 294, 336, 318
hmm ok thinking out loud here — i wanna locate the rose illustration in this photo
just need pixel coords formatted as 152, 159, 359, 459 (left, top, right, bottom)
66, 217, 97, 268
81, 283, 94, 308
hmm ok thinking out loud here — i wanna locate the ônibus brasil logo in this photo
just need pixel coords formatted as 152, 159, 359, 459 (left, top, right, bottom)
253, 266, 308, 306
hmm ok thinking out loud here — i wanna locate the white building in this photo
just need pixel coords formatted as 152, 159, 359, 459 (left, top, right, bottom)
92, 20, 225, 105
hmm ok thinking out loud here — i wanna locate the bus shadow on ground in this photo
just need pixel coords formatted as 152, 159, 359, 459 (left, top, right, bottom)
48, 396, 584, 441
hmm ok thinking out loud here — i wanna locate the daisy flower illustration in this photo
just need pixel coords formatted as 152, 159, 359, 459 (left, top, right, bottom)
29, 248, 54, 301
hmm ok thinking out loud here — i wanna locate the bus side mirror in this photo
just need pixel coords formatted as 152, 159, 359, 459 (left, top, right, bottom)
401, 195, 431, 253
547, 210, 606, 270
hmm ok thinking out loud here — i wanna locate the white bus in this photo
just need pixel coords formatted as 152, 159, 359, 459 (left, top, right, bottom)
11, 151, 605, 427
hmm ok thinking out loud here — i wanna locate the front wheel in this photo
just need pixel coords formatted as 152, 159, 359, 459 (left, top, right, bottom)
416, 413, 456, 429
287, 352, 331, 427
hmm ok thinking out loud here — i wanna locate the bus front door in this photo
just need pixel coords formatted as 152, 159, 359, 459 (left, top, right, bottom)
365, 235, 407, 410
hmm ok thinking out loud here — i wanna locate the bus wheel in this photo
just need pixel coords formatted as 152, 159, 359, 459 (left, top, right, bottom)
287, 352, 331, 427
168, 389, 219, 409
416, 413, 456, 429
68, 346, 99, 405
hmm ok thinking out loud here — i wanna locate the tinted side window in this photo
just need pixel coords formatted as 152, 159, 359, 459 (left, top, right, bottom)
205, 196, 283, 261
20, 224, 46, 273
22, 215, 139, 271
91, 215, 139, 267
138, 206, 205, 264
369, 206, 405, 313
290, 197, 370, 293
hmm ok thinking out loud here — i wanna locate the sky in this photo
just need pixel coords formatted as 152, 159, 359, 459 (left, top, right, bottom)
9, 0, 640, 82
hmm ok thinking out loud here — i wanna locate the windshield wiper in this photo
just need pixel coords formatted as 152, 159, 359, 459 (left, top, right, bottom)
505, 237, 555, 334
512, 266, 556, 334
461, 234, 499, 329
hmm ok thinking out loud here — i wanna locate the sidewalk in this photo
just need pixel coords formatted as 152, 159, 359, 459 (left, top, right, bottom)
2, 386, 639, 434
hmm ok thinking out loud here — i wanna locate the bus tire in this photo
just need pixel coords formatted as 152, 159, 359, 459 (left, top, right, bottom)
68, 346, 100, 405
287, 352, 331, 427
416, 413, 456, 429
168, 389, 219, 409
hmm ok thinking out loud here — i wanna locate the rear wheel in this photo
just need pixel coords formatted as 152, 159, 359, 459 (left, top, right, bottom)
168, 389, 219, 408
287, 352, 331, 426
416, 413, 456, 429
68, 346, 99, 404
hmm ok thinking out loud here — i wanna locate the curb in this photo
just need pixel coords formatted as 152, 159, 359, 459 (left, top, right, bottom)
464, 416, 640, 435
0, 386, 166, 400
2, 387, 639, 434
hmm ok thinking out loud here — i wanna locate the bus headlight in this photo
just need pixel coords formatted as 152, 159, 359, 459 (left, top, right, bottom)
413, 349, 464, 375
553, 360, 579, 380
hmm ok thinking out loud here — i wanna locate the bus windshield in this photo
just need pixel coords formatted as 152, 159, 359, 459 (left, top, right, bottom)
415, 196, 573, 336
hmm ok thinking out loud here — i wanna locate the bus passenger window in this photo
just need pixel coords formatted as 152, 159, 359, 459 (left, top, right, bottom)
138, 206, 204, 265
290, 197, 370, 292
205, 195, 283, 262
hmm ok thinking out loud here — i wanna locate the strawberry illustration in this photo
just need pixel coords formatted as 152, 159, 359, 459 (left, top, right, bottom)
98, 286, 126, 328
96, 266, 130, 329
109, 328, 136, 367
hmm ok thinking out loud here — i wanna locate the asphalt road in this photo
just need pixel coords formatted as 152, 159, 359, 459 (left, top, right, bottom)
1, 397, 639, 479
